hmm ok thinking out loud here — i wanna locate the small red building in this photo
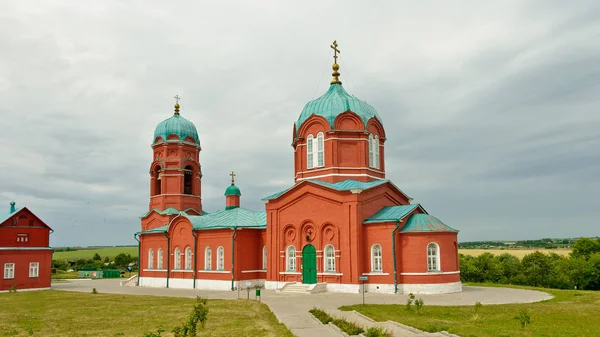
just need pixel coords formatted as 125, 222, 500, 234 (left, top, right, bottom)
0, 201, 53, 291
137, 43, 461, 294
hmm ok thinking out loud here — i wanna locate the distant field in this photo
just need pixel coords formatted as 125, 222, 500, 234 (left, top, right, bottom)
459, 248, 572, 258
53, 246, 138, 260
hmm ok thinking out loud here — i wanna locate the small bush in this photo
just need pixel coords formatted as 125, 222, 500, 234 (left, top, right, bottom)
414, 298, 424, 314
8, 284, 17, 293
515, 309, 532, 330
331, 318, 364, 336
92, 288, 98, 294
309, 308, 333, 324
474, 301, 482, 314
143, 330, 164, 337
171, 296, 209, 337
406, 293, 415, 311
365, 326, 393, 337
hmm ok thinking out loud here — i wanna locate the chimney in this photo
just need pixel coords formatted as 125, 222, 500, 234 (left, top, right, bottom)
9, 201, 16, 213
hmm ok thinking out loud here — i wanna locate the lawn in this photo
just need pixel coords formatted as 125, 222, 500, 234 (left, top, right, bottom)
51, 270, 78, 279
53, 246, 138, 260
458, 248, 571, 258
0, 290, 293, 337
341, 286, 599, 337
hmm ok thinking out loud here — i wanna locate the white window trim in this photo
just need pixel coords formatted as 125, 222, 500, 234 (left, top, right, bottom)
217, 246, 225, 271
262, 246, 267, 271
148, 248, 154, 270
173, 247, 181, 270
374, 135, 380, 169
184, 247, 193, 270
427, 242, 441, 272
4, 263, 15, 279
306, 134, 314, 169
323, 244, 335, 272
371, 244, 383, 272
368, 134, 374, 167
204, 247, 212, 270
29, 262, 39, 278
306, 133, 325, 169
316, 132, 324, 167
286, 245, 296, 272
157, 248, 164, 270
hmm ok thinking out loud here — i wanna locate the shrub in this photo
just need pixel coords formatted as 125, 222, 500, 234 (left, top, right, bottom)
331, 318, 364, 335
171, 296, 209, 337
406, 293, 415, 311
515, 309, 532, 330
92, 288, 98, 294
414, 298, 424, 314
8, 284, 17, 293
143, 330, 164, 337
309, 308, 333, 324
365, 326, 392, 337
474, 301, 482, 314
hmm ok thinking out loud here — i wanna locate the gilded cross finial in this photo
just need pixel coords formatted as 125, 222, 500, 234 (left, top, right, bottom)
230, 171, 236, 184
330, 40, 342, 85
174, 95, 181, 115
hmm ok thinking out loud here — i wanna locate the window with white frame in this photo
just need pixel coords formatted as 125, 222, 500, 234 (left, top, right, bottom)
4, 263, 14, 279
185, 247, 192, 270
148, 248, 154, 269
262, 246, 267, 270
374, 135, 380, 169
368, 134, 374, 167
286, 246, 296, 271
204, 247, 212, 270
306, 133, 325, 169
217, 246, 224, 270
371, 244, 382, 272
157, 248, 164, 269
174, 247, 181, 270
29, 262, 39, 278
427, 243, 440, 271
324, 245, 335, 272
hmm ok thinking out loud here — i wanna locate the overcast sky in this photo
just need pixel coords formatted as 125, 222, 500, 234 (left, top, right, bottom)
1, 1, 599, 247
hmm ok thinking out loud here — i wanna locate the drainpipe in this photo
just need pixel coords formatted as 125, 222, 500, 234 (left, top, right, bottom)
231, 226, 238, 291
192, 229, 198, 289
164, 231, 170, 288
134, 234, 140, 286
392, 220, 402, 294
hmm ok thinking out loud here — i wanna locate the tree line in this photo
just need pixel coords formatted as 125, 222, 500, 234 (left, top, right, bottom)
52, 253, 138, 271
460, 237, 600, 290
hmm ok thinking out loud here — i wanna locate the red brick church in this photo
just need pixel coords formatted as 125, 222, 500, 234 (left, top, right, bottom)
136, 43, 461, 294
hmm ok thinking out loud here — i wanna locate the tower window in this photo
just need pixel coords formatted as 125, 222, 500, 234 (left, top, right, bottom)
306, 133, 325, 169
317, 132, 324, 167
154, 168, 162, 195
184, 166, 193, 195
307, 135, 314, 169
368, 134, 374, 167
374, 135, 380, 169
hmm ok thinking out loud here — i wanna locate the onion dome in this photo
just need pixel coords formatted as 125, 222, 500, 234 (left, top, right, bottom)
224, 171, 241, 196
153, 102, 200, 145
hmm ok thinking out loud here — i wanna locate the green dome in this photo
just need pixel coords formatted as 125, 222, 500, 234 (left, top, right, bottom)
153, 113, 200, 145
224, 183, 241, 196
296, 83, 383, 132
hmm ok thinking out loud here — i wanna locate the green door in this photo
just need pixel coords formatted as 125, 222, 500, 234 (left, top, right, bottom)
302, 244, 317, 284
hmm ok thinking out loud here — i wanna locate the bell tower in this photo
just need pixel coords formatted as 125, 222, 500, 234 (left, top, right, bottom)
149, 97, 203, 213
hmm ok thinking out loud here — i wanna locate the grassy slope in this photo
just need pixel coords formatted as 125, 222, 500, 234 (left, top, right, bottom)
53, 247, 138, 260
0, 290, 293, 337
342, 286, 600, 337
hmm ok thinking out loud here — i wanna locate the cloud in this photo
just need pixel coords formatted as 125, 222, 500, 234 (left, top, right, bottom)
0, 0, 599, 246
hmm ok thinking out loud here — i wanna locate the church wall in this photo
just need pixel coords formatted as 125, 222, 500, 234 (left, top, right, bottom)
398, 232, 460, 285
139, 232, 168, 280
362, 222, 396, 285
140, 213, 172, 232
194, 229, 234, 282
233, 229, 265, 281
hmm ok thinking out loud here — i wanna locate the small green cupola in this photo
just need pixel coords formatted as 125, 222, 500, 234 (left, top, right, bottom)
225, 171, 241, 209
153, 99, 200, 145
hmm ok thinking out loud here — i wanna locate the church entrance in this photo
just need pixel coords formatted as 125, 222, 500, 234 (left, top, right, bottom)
302, 244, 317, 284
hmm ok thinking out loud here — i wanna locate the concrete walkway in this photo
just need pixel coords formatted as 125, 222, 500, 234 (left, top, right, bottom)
51, 280, 552, 337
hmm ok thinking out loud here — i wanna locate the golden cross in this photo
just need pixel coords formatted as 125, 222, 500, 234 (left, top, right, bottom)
174, 95, 181, 104
330, 40, 340, 64
230, 171, 236, 184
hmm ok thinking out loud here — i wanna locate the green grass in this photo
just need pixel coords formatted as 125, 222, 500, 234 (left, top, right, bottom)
51, 270, 79, 279
341, 286, 600, 337
53, 247, 138, 261
0, 290, 293, 337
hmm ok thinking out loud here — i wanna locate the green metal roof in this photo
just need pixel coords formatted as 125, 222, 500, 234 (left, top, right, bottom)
184, 208, 265, 230
296, 83, 383, 132
136, 225, 169, 235
363, 204, 424, 224
154, 113, 200, 145
401, 214, 458, 233
224, 183, 241, 196
262, 179, 389, 201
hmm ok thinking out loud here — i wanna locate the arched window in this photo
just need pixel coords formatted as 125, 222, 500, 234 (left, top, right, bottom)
185, 246, 192, 270
371, 244, 382, 272
307, 135, 314, 169
317, 132, 324, 167
374, 135, 380, 169
368, 134, 374, 167
154, 168, 162, 195
324, 245, 335, 272
157, 248, 163, 269
286, 246, 296, 271
204, 247, 212, 270
184, 165, 193, 195
262, 246, 267, 270
173, 247, 181, 270
148, 248, 154, 269
427, 243, 440, 271
217, 246, 225, 270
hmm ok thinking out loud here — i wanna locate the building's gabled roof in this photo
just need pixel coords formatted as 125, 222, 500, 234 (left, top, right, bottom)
262, 179, 406, 202
139, 207, 208, 219
184, 208, 266, 230
363, 204, 426, 224
136, 225, 169, 235
401, 214, 458, 233
0, 207, 22, 224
